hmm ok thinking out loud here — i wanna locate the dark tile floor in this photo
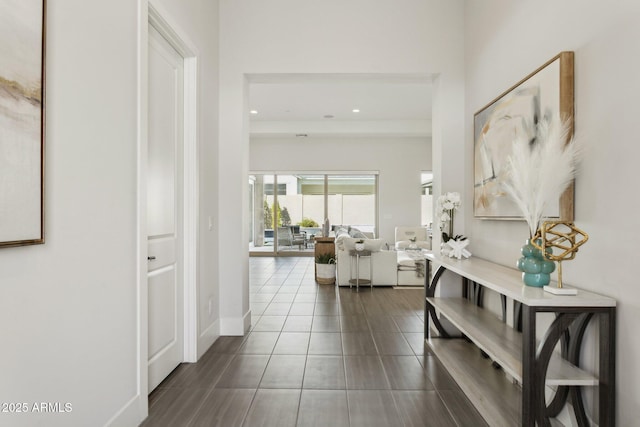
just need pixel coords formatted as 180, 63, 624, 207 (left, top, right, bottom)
142, 257, 487, 427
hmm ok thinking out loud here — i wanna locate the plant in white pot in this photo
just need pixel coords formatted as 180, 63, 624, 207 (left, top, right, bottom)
315, 252, 336, 285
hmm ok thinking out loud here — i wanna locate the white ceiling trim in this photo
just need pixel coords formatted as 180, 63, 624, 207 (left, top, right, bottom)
246, 73, 435, 84
250, 119, 431, 139
249, 170, 380, 175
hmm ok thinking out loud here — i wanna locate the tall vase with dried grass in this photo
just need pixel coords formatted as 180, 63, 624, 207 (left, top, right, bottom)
502, 117, 580, 287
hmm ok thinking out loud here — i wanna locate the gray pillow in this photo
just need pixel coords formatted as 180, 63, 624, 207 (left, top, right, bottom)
348, 228, 367, 239
335, 227, 349, 238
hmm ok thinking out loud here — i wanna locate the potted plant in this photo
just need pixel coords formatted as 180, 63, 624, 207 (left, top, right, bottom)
315, 252, 336, 285
354, 239, 365, 251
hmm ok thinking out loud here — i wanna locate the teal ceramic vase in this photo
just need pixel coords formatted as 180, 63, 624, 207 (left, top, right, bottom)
516, 239, 555, 287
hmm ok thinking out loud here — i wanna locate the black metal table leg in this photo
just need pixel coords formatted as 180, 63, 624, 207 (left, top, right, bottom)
522, 305, 537, 427
599, 307, 616, 427
424, 259, 430, 339
425, 262, 450, 339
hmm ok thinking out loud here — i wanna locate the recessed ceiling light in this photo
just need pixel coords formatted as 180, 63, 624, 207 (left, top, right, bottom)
352, 109, 360, 113
250, 110, 258, 115
323, 114, 334, 119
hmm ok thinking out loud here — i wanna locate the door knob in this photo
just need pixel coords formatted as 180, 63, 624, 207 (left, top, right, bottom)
148, 256, 156, 261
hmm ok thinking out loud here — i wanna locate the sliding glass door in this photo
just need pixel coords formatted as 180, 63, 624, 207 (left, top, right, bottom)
249, 173, 378, 256
327, 175, 377, 235
248, 174, 276, 254
421, 171, 434, 243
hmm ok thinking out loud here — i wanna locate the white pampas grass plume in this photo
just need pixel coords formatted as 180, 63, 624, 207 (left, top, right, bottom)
502, 117, 579, 238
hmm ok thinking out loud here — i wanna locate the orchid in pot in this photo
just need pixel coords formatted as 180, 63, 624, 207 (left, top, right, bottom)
437, 191, 471, 259
437, 192, 463, 242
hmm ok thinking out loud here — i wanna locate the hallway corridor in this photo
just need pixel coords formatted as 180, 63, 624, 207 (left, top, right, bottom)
142, 257, 486, 426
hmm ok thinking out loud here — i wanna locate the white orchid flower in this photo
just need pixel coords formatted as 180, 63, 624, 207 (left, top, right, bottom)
448, 192, 461, 204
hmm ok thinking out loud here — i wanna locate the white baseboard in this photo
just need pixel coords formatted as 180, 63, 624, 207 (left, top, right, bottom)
106, 322, 221, 426
104, 393, 144, 427
197, 319, 220, 359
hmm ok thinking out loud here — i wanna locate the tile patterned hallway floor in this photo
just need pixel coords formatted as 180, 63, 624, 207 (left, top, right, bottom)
142, 257, 487, 427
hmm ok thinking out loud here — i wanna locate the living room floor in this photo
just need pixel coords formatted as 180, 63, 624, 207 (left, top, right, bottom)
142, 257, 487, 427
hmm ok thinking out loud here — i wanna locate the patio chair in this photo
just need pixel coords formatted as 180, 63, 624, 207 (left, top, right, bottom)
291, 228, 307, 249
277, 227, 293, 248
277, 226, 306, 250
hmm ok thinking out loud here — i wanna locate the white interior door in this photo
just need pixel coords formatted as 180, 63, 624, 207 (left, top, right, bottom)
147, 24, 184, 392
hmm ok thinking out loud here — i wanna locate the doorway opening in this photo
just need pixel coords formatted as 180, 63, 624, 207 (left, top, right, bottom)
139, 3, 199, 402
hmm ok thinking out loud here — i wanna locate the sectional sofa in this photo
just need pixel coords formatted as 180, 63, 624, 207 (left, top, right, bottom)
333, 226, 430, 287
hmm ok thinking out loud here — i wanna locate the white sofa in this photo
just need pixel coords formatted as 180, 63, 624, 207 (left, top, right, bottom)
395, 226, 430, 286
396, 250, 428, 286
334, 229, 397, 286
333, 226, 430, 287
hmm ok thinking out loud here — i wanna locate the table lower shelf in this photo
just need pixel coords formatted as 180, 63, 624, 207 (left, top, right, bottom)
428, 338, 568, 427
427, 297, 598, 386
428, 338, 521, 426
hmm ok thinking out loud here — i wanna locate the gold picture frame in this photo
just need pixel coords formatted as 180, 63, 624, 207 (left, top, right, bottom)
0, 0, 46, 247
473, 51, 574, 221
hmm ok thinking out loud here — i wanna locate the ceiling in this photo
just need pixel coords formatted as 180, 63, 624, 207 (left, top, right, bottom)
248, 75, 433, 139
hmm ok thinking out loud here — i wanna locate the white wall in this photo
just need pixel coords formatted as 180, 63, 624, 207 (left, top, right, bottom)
0, 1, 219, 426
464, 1, 640, 424
219, 0, 465, 334
250, 137, 431, 245
0, 1, 138, 426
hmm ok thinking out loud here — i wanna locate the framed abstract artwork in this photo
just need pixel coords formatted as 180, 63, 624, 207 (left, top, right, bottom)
0, 0, 46, 247
473, 51, 574, 221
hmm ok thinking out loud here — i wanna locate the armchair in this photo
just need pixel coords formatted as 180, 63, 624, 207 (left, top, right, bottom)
291, 227, 306, 249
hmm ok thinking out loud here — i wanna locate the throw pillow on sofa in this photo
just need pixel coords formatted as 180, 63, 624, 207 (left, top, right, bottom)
334, 227, 350, 250
348, 228, 367, 239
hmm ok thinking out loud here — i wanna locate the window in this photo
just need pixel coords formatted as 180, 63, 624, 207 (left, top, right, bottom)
264, 183, 286, 195
327, 175, 377, 235
421, 172, 433, 228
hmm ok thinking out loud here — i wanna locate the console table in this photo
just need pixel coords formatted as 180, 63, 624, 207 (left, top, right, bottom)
424, 253, 616, 427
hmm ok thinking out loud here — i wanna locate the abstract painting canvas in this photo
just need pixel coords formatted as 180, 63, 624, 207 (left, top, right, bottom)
0, 0, 45, 247
474, 52, 574, 221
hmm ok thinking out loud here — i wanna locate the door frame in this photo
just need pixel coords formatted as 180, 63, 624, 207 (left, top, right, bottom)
137, 0, 199, 415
